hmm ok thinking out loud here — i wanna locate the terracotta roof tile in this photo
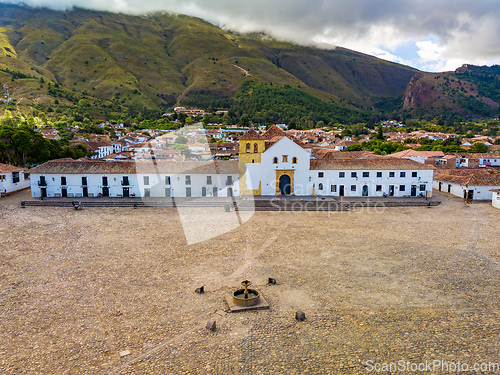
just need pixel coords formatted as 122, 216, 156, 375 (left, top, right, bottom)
388, 150, 445, 158
30, 159, 238, 175
238, 128, 265, 140
0, 163, 24, 173
311, 158, 435, 170
434, 169, 500, 186
262, 125, 286, 140
264, 135, 307, 150
312, 149, 380, 160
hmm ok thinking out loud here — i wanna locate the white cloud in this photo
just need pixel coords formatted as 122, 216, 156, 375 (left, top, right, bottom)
1, 0, 499, 71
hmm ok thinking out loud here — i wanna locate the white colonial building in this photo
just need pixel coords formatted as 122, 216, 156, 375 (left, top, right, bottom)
433, 169, 500, 200
0, 163, 30, 195
29, 126, 436, 199
29, 159, 238, 198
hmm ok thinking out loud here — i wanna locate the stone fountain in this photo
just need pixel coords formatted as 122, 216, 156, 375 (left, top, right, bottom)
225, 280, 269, 312
233, 280, 260, 306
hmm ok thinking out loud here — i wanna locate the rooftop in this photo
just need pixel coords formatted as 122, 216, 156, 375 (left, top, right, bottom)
30, 159, 238, 175
311, 158, 435, 171
387, 150, 445, 158
434, 169, 500, 186
0, 163, 24, 173
238, 128, 265, 140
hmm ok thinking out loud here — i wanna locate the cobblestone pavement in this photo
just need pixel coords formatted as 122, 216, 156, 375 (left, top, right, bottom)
0, 190, 498, 374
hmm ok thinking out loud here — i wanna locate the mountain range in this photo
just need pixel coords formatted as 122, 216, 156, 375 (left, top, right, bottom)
0, 4, 499, 120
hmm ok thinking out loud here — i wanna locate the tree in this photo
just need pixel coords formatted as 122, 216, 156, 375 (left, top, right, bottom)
340, 128, 352, 138
469, 142, 489, 153
376, 124, 385, 140
175, 135, 188, 144
345, 144, 363, 151
171, 144, 191, 158
239, 114, 250, 127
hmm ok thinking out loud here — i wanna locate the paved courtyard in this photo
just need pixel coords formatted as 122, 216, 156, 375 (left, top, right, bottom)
0, 190, 499, 374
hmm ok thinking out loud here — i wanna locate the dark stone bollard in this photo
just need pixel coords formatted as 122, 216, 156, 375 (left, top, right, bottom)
195, 286, 205, 294
206, 320, 216, 331
295, 310, 306, 321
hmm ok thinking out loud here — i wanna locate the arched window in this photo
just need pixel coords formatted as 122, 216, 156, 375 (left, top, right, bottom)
292, 157, 297, 164
273, 157, 278, 164
318, 183, 323, 190
246, 143, 250, 153
254, 143, 258, 153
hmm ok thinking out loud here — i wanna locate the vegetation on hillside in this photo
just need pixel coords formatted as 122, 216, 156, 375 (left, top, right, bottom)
0, 3, 500, 142
0, 3, 417, 120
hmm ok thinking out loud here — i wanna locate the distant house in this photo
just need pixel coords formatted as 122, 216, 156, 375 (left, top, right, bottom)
0, 163, 30, 195
334, 140, 356, 151
387, 150, 444, 164
43, 133, 61, 141
441, 153, 500, 168
72, 141, 114, 159
37, 128, 59, 139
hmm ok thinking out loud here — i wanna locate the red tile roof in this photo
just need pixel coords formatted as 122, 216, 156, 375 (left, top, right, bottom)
311, 158, 435, 170
0, 163, 24, 173
29, 159, 238, 175
265, 135, 308, 150
312, 149, 380, 160
388, 150, 445, 158
434, 169, 500, 186
238, 128, 265, 140
262, 125, 286, 140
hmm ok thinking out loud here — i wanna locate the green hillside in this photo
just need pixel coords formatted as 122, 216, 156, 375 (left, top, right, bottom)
0, 4, 499, 121
402, 67, 500, 119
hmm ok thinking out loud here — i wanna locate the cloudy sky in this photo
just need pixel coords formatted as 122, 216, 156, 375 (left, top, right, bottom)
2, 0, 499, 72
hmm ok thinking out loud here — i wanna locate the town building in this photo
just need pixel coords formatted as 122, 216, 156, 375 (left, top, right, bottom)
0, 163, 30, 195
433, 169, 500, 200
29, 126, 435, 199
387, 150, 444, 164
29, 159, 238, 198
71, 141, 115, 159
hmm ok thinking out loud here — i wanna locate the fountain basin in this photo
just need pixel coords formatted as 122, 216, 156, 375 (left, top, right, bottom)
224, 280, 270, 312
232, 288, 260, 306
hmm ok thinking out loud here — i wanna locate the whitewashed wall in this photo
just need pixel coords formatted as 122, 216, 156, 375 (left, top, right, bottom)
0, 171, 30, 194
311, 169, 434, 197
492, 192, 500, 209
258, 137, 312, 196
433, 179, 498, 200
30, 172, 239, 198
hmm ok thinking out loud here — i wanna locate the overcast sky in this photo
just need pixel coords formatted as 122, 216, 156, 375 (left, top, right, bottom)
2, 0, 499, 72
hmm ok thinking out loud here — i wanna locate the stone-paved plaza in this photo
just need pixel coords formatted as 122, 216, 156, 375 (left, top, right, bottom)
0, 190, 499, 374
